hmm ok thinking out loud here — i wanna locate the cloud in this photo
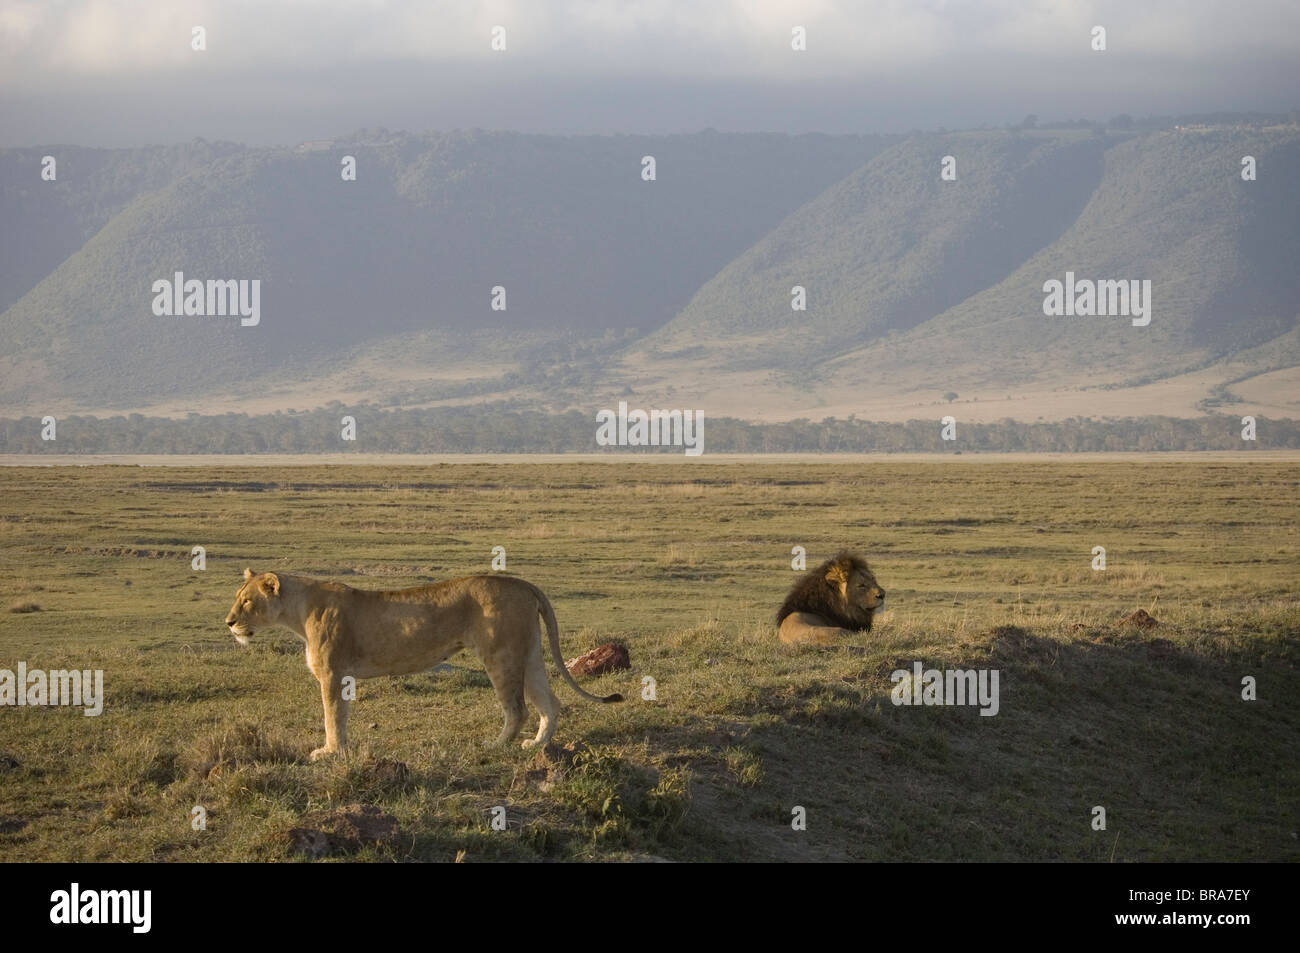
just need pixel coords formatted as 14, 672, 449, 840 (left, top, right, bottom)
2, 1, 1295, 146
2, 0, 1297, 82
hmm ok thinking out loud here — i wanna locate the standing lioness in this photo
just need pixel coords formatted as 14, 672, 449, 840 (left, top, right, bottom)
225, 569, 622, 758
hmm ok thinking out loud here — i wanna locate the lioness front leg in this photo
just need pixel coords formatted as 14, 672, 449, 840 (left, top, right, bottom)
312, 672, 351, 760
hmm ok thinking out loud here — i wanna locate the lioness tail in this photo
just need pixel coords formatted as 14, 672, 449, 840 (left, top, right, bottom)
528, 583, 623, 704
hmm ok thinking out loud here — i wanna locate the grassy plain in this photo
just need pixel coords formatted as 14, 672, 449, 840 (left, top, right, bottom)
0, 461, 1296, 862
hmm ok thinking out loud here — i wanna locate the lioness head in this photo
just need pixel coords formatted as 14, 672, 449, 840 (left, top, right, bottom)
776, 552, 886, 633
225, 568, 282, 645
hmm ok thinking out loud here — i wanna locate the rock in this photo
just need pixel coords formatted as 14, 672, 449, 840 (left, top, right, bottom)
1119, 609, 1159, 629
283, 804, 401, 857
0, 754, 19, 772
565, 642, 630, 677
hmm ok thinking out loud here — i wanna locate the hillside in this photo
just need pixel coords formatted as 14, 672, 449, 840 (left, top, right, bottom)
611, 125, 1300, 421
1, 122, 1298, 423
830, 126, 1300, 391
0, 129, 889, 408
641, 131, 1108, 363
0, 141, 247, 314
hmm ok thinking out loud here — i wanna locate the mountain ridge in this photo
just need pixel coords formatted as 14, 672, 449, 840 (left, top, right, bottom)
2, 120, 1297, 423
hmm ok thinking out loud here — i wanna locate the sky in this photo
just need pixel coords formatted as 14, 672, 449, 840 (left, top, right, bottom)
1, 0, 1297, 147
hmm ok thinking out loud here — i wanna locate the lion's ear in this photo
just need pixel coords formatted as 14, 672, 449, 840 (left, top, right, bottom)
243, 567, 254, 581
259, 572, 281, 596
825, 562, 849, 588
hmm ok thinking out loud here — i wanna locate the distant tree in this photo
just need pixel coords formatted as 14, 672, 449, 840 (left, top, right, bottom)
944, 391, 958, 403
1021, 114, 1038, 130
1110, 113, 1134, 130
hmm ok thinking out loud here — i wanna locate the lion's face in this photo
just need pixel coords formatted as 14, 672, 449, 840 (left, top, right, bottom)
831, 564, 886, 627
224, 569, 282, 645
848, 568, 886, 611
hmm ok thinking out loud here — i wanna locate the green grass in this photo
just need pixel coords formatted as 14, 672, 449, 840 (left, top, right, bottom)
0, 461, 1296, 861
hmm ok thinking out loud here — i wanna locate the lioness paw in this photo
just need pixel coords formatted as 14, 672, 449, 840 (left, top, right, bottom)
309, 746, 336, 761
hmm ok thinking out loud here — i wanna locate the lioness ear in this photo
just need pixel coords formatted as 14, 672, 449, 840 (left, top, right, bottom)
243, 567, 254, 581
259, 572, 281, 596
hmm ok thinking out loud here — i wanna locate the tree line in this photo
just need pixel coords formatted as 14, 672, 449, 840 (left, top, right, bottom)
1, 405, 1293, 454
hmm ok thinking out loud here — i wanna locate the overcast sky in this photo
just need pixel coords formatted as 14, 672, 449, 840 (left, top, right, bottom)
1, 0, 1297, 147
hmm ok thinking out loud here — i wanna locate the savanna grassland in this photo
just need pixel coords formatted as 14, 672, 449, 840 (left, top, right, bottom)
0, 460, 1296, 862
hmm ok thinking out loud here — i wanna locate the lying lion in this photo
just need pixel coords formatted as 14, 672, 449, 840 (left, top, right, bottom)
225, 569, 622, 759
776, 552, 886, 645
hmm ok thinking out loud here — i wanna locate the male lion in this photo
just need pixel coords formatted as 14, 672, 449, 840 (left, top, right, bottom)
776, 552, 886, 646
225, 569, 622, 759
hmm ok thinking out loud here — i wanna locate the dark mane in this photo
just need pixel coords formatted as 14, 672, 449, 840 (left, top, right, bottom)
776, 552, 876, 632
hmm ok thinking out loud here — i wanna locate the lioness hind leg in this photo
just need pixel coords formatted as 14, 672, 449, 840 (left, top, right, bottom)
522, 654, 561, 749
487, 668, 527, 746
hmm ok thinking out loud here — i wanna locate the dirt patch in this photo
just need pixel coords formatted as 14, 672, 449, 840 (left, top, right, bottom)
988, 625, 1060, 664
48, 545, 184, 559
519, 740, 591, 792
1146, 637, 1178, 661
368, 758, 410, 787
280, 804, 402, 858
1119, 609, 1160, 629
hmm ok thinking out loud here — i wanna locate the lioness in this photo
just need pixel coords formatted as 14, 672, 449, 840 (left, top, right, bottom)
776, 552, 886, 646
225, 569, 622, 758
